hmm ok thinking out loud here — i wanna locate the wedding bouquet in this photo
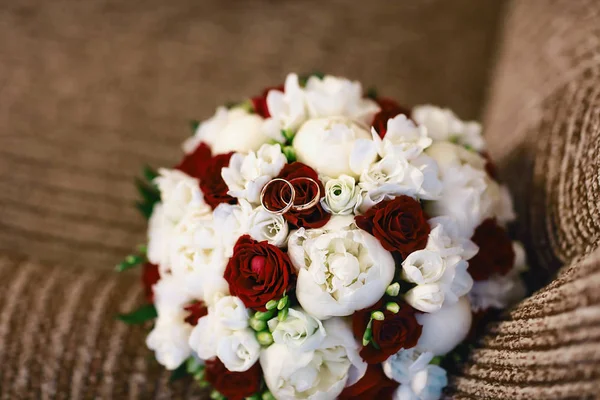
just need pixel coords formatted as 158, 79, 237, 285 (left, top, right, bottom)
118, 73, 527, 400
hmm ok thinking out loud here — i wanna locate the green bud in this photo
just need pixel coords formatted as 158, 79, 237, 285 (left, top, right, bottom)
386, 282, 400, 297
257, 331, 274, 346
245, 395, 261, 400
371, 311, 385, 321
386, 302, 400, 314
254, 309, 276, 321
249, 317, 268, 332
262, 391, 276, 400
277, 296, 289, 310
210, 390, 223, 400
362, 327, 372, 346
277, 307, 289, 322
198, 380, 211, 388
186, 357, 204, 374
282, 146, 297, 162
281, 129, 295, 143
265, 300, 278, 310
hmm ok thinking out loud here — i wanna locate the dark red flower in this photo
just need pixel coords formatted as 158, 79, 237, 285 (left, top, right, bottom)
183, 301, 208, 326
224, 235, 294, 311
141, 262, 160, 303
352, 300, 422, 364
468, 218, 515, 281
339, 363, 399, 400
355, 196, 430, 259
199, 152, 237, 209
481, 151, 499, 180
372, 97, 411, 138
175, 142, 212, 179
204, 358, 262, 400
251, 84, 284, 118
264, 162, 330, 229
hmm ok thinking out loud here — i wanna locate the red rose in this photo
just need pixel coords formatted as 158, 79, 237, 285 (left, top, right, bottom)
339, 364, 398, 400
251, 84, 284, 118
481, 151, 499, 180
175, 142, 212, 179
372, 98, 411, 138
204, 358, 262, 400
141, 263, 160, 303
355, 196, 430, 258
224, 235, 294, 311
199, 152, 237, 209
263, 162, 330, 229
468, 218, 515, 281
353, 301, 422, 364
183, 300, 208, 326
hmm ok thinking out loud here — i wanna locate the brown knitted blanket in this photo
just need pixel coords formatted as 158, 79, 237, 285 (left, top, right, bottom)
1, 0, 599, 398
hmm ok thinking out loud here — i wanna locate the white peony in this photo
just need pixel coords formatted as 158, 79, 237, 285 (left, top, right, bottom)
268, 307, 326, 352
188, 295, 260, 372
260, 318, 367, 400
412, 105, 485, 152
247, 205, 289, 247
222, 143, 287, 204
147, 203, 175, 274
263, 73, 308, 142
320, 175, 362, 215
169, 208, 229, 304
183, 106, 268, 155
425, 142, 500, 238
303, 75, 380, 125
288, 216, 395, 319
416, 296, 472, 356
146, 316, 193, 370
154, 168, 210, 223
293, 117, 371, 178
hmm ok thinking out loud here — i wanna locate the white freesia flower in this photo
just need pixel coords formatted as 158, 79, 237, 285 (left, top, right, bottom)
416, 296, 472, 356
189, 295, 260, 372
304, 75, 380, 125
383, 348, 435, 384
146, 274, 194, 370
288, 216, 395, 319
260, 318, 367, 400
146, 316, 193, 370
154, 168, 210, 223
147, 203, 175, 274
293, 117, 371, 178
183, 106, 268, 155
393, 365, 448, 400
413, 105, 485, 152
263, 73, 308, 142
247, 205, 289, 246
222, 143, 287, 204
169, 208, 229, 303
267, 307, 326, 352
425, 142, 500, 238
321, 175, 362, 215
212, 201, 253, 257
405, 283, 445, 313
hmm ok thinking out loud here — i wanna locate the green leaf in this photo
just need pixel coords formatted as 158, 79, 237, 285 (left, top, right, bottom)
142, 165, 159, 182
169, 360, 189, 382
299, 71, 325, 87
190, 119, 200, 134
282, 146, 296, 163
117, 304, 157, 325
366, 87, 378, 100
135, 200, 155, 220
135, 178, 160, 205
115, 253, 145, 272
186, 357, 204, 375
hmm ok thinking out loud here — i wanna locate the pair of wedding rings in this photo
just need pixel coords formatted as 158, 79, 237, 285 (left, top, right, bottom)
259, 177, 321, 216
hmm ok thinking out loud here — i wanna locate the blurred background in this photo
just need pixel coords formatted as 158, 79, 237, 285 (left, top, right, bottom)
0, 0, 504, 270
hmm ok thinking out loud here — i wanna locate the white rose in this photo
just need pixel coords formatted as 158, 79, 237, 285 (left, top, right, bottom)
189, 296, 260, 372
288, 216, 395, 319
260, 318, 367, 400
222, 143, 287, 204
321, 175, 362, 215
263, 73, 308, 141
183, 107, 268, 155
169, 209, 229, 303
247, 205, 289, 246
416, 296, 472, 356
412, 105, 484, 152
267, 307, 326, 352
147, 203, 175, 274
293, 117, 371, 178
377, 114, 432, 159
146, 316, 192, 370
402, 250, 446, 285
304, 75, 380, 125
404, 283, 445, 313
154, 168, 210, 223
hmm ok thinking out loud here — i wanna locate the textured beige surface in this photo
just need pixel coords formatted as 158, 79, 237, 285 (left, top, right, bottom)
0, 0, 503, 271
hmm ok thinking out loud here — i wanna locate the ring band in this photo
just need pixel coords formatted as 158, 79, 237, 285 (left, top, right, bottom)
260, 178, 295, 215
289, 177, 321, 211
